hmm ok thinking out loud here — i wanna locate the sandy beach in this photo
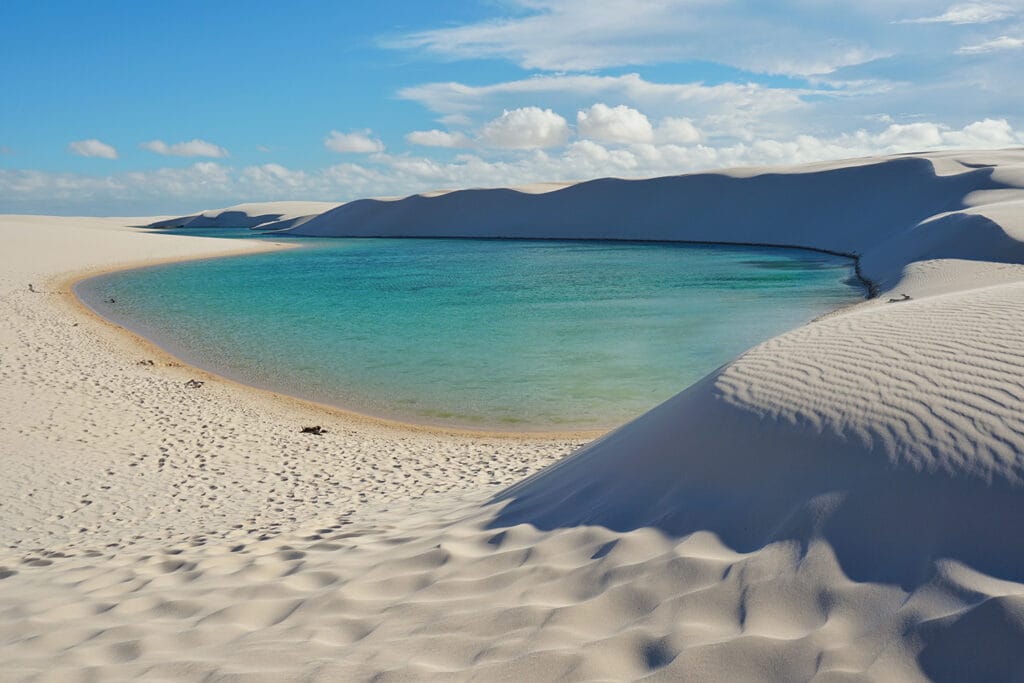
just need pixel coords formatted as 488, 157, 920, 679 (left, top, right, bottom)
4, 149, 1024, 681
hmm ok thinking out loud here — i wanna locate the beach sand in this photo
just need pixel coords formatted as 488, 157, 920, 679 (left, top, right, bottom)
3, 149, 1024, 681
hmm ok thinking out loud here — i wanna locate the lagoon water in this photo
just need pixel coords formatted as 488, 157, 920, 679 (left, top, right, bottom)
79, 231, 864, 431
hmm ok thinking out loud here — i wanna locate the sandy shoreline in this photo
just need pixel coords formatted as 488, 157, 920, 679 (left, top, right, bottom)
70, 233, 860, 439
67, 257, 605, 442
0, 216, 580, 550
5, 150, 1024, 681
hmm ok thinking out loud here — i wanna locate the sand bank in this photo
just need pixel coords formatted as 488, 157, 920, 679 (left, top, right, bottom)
4, 149, 1024, 681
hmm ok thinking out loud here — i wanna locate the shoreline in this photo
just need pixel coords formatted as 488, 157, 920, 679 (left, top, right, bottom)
0, 214, 583, 560
62, 246, 608, 442
66, 232, 865, 440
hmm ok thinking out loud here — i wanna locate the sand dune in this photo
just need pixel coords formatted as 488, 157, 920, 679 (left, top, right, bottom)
4, 150, 1024, 680
147, 201, 341, 231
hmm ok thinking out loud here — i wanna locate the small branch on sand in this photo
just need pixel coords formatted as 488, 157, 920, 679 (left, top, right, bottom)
137, 360, 155, 366
184, 379, 204, 389
886, 293, 912, 303
27, 284, 39, 293
301, 426, 327, 436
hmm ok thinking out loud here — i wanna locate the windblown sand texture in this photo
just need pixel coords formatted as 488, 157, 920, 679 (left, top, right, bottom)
4, 149, 1024, 681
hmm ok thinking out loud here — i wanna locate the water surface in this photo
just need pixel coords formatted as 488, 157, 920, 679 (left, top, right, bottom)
78, 231, 864, 431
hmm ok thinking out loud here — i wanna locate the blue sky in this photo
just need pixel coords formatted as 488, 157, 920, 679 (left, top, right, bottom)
2, 0, 1023, 214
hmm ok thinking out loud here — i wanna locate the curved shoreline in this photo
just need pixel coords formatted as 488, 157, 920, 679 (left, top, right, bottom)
63, 250, 607, 442
0, 212, 584, 557
68, 234, 863, 439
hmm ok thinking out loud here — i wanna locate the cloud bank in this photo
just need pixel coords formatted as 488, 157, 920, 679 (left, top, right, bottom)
10, 117, 1020, 214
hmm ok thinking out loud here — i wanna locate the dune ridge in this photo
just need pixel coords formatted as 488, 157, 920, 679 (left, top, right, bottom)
147, 201, 341, 231
4, 149, 1024, 680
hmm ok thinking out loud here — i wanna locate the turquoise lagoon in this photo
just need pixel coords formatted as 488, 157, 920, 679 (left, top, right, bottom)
77, 231, 864, 431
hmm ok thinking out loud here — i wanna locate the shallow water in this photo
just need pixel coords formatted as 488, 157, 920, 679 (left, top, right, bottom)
78, 230, 864, 431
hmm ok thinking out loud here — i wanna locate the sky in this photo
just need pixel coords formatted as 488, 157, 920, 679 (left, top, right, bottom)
1, 0, 1023, 215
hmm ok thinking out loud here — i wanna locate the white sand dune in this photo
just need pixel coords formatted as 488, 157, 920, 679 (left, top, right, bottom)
3, 149, 1024, 681
147, 201, 341, 231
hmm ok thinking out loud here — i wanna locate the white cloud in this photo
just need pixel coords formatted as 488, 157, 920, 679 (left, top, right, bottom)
478, 107, 570, 149
413, 106, 701, 150
899, 2, 1016, 24
398, 74, 817, 140
406, 129, 473, 148
956, 35, 1024, 52
387, 0, 886, 76
399, 74, 875, 151
656, 117, 703, 144
68, 139, 118, 159
388, 4, 1024, 148
816, 118, 1024, 157
874, 122, 946, 148
256, 145, 272, 153
577, 104, 654, 144
241, 162, 310, 189
141, 139, 229, 158
324, 130, 385, 154
940, 117, 1020, 146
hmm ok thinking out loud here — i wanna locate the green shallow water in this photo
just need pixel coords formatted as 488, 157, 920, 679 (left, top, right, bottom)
78, 231, 864, 431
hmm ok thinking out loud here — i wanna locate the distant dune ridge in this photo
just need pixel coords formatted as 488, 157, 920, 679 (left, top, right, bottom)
147, 200, 341, 231
3, 149, 1024, 680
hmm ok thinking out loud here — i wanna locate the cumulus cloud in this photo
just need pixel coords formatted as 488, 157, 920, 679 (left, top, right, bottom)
405, 129, 473, 148
656, 117, 702, 144
956, 35, 1024, 53
575, 106, 703, 146
576, 104, 654, 144
68, 139, 118, 159
324, 130, 385, 154
478, 107, 570, 149
141, 139, 229, 158
899, 2, 1016, 24
940, 117, 1021, 146
873, 122, 946, 148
